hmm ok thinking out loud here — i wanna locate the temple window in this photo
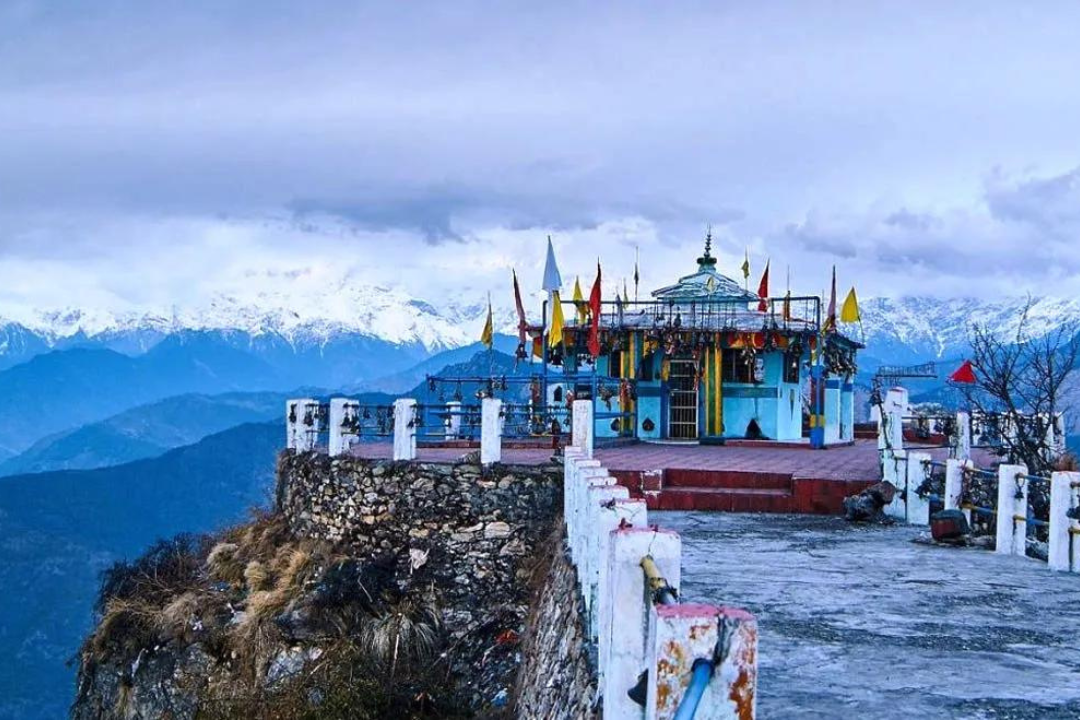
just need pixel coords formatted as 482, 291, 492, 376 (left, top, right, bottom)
722, 352, 755, 383
783, 349, 801, 384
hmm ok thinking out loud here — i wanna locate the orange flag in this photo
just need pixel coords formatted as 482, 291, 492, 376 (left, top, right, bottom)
756, 260, 770, 312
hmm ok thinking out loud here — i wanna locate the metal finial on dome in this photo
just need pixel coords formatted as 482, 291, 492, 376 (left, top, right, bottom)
697, 225, 717, 268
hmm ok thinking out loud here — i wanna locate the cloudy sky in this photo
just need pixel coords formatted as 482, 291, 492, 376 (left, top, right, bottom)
2, 1, 1079, 317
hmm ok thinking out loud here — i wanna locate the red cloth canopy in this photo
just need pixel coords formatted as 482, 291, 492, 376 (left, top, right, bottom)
949, 360, 977, 384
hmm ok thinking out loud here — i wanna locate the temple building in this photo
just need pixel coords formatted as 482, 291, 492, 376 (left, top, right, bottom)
539, 234, 862, 447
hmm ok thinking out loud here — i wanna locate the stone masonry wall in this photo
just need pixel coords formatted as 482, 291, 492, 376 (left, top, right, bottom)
514, 536, 598, 719
276, 451, 565, 712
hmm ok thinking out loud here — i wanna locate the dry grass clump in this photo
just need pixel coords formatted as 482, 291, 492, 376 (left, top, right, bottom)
1054, 451, 1079, 472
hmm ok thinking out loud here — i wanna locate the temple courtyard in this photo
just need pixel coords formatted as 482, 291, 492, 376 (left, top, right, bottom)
666, 512, 1080, 719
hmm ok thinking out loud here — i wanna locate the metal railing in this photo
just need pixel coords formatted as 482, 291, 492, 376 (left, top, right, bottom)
551, 295, 823, 335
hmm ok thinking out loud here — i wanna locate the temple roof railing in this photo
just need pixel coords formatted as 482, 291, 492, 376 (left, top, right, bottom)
553, 295, 826, 336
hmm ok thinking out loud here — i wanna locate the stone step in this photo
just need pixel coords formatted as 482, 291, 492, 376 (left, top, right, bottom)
653, 487, 794, 513
663, 469, 793, 491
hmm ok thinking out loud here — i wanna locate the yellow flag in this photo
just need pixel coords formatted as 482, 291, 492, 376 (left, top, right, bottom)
479, 299, 494, 348
782, 290, 792, 321
549, 290, 565, 348
572, 277, 587, 324
741, 248, 750, 280
841, 287, 861, 323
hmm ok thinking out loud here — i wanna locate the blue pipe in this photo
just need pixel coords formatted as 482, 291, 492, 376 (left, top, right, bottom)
673, 659, 713, 720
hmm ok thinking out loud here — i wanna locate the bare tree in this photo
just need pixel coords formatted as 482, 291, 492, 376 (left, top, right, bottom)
965, 297, 1080, 474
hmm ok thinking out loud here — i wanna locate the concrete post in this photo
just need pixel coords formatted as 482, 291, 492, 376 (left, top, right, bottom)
597, 499, 648, 678
480, 397, 502, 465
572, 398, 594, 457
905, 451, 932, 524
603, 528, 681, 720
286, 400, 301, 450
563, 447, 585, 539
392, 398, 417, 461
887, 408, 904, 452
644, 605, 758, 720
995, 463, 1027, 557
290, 398, 321, 452
944, 458, 964, 512
1052, 412, 1067, 461
328, 398, 359, 457
883, 449, 907, 522
567, 456, 602, 567
824, 378, 841, 444
841, 377, 855, 441
583, 484, 630, 617
954, 411, 971, 461
445, 400, 462, 440
573, 467, 613, 576
1048, 471, 1079, 573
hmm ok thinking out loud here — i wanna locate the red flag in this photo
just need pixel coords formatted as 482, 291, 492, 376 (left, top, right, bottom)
512, 269, 527, 344
756, 260, 770, 312
588, 261, 602, 358
949, 360, 977, 384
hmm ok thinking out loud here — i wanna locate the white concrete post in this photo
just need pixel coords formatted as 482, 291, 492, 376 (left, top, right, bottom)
583, 483, 630, 617
954, 411, 971, 461
841, 378, 855, 441
905, 451, 932, 525
328, 398, 359, 458
995, 463, 1027, 557
572, 398, 595, 458
392, 398, 417, 461
573, 467, 612, 575
563, 447, 584, 538
286, 400, 301, 450
480, 397, 502, 465
944, 458, 964, 512
824, 379, 841, 444
645, 605, 758, 720
888, 408, 904, 451
886, 386, 910, 420
1048, 471, 1079, 573
445, 400, 462, 440
597, 498, 648, 679
567, 457, 602, 567
290, 399, 321, 452
1052, 412, 1067, 461
603, 528, 681, 720
883, 449, 907, 521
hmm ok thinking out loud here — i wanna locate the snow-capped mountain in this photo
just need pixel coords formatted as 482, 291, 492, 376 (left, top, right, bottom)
857, 296, 1080, 368
4, 288, 1079, 376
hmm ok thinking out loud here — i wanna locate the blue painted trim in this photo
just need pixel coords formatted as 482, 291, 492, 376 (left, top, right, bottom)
841, 383, 854, 392
825, 378, 841, 389
722, 385, 780, 399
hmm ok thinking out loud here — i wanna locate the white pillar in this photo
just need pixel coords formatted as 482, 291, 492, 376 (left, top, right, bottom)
392, 398, 417, 461
573, 466, 612, 575
905, 451, 932, 525
572, 398, 594, 458
563, 447, 585, 540
841, 377, 855, 441
445, 401, 462, 440
824, 379, 841, 444
645, 605, 758, 720
995, 463, 1027, 557
944, 458, 964, 512
567, 456, 602, 567
289, 398, 321, 452
603, 528, 681, 720
597, 499, 648, 682
883, 449, 907, 521
1048, 471, 1079, 573
885, 386, 910, 419
1052, 412, 1067, 460
888, 408, 904, 451
480, 397, 502, 465
328, 398, 359, 458
583, 483, 630, 617
954, 411, 971, 461
286, 399, 301, 450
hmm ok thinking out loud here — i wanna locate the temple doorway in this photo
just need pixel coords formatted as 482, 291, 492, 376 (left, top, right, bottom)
668, 358, 699, 440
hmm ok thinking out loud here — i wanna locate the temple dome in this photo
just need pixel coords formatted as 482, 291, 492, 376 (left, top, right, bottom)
651, 231, 758, 302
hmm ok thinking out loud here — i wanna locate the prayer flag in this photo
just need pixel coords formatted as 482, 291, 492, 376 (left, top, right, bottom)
741, 248, 750, 280
548, 291, 565, 348
480, 297, 494, 348
949, 360, 977, 384
588, 262, 602, 357
572, 276, 587, 324
840, 287, 860, 323
824, 266, 837, 333
756, 260, 770, 312
541, 236, 562, 293
512, 269, 527, 344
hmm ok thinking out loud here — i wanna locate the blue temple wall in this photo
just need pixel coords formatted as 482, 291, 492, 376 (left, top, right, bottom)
720, 352, 804, 441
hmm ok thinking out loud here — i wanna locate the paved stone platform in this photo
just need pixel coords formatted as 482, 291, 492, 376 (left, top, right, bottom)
663, 512, 1080, 719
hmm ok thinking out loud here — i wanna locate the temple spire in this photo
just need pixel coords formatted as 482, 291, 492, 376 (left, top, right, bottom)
696, 225, 717, 269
